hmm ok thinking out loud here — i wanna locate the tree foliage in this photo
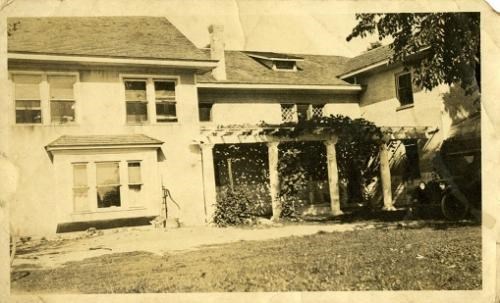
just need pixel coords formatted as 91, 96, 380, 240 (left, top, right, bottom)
347, 13, 480, 92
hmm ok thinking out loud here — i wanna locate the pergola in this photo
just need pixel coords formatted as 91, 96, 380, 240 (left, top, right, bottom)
195, 124, 436, 222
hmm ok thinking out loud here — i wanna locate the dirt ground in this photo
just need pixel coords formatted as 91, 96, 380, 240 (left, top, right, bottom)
12, 221, 387, 269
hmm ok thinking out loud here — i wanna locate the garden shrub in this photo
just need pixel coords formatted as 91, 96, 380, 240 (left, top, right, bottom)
213, 189, 252, 227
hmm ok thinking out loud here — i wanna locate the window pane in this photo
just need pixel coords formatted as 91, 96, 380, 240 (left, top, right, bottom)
154, 81, 175, 100
49, 75, 75, 100
281, 104, 295, 122
15, 100, 41, 123
125, 81, 147, 101
199, 103, 213, 122
397, 73, 414, 105
312, 105, 324, 118
97, 186, 121, 208
73, 188, 89, 212
96, 162, 120, 185
297, 104, 309, 121
51, 101, 75, 123
156, 102, 177, 122
274, 61, 295, 70
13, 74, 41, 100
128, 162, 142, 184
73, 164, 88, 187
126, 102, 148, 123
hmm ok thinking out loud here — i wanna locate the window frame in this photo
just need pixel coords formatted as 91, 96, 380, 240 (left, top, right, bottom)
280, 103, 297, 123
395, 71, 415, 108
48, 74, 77, 124
272, 60, 297, 72
10, 70, 80, 125
124, 78, 149, 124
95, 161, 122, 209
199, 102, 214, 122
120, 74, 180, 125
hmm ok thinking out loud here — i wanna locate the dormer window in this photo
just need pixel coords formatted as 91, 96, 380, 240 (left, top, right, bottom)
273, 60, 296, 71
246, 51, 303, 72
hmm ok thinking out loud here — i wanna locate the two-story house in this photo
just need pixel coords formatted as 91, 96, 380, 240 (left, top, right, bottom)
5, 17, 478, 235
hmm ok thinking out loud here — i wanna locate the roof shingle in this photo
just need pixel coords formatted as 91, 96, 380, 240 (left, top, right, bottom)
197, 50, 354, 86
46, 134, 163, 148
8, 17, 210, 61
339, 45, 393, 76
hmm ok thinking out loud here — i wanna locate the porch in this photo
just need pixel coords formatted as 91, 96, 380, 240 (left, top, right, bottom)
195, 124, 425, 222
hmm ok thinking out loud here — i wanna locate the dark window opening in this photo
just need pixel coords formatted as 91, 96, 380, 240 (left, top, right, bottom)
51, 101, 75, 123
297, 104, 309, 122
199, 103, 213, 122
14, 74, 42, 124
396, 72, 414, 106
403, 139, 421, 181
96, 162, 121, 208
125, 80, 148, 123
156, 102, 177, 122
126, 102, 148, 123
155, 80, 177, 122
274, 60, 296, 70
16, 100, 41, 123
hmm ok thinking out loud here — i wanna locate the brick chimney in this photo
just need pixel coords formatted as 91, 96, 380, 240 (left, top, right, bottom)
208, 24, 226, 81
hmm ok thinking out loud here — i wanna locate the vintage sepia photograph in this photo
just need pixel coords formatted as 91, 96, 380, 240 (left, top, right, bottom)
0, 0, 496, 301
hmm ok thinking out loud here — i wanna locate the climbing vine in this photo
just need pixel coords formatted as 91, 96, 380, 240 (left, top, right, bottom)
212, 115, 383, 225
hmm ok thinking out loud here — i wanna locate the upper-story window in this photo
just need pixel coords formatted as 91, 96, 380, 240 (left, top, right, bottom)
14, 74, 42, 124
281, 104, 296, 123
125, 80, 148, 123
273, 60, 296, 71
155, 80, 177, 122
311, 104, 324, 118
49, 75, 76, 123
199, 103, 213, 122
13, 72, 78, 124
123, 77, 178, 124
281, 103, 324, 123
396, 72, 414, 106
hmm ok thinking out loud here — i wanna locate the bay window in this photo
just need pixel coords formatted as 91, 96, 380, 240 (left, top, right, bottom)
73, 163, 89, 212
96, 162, 121, 208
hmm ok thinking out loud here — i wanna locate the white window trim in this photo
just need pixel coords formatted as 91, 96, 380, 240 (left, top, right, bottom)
120, 74, 180, 125
10, 70, 80, 126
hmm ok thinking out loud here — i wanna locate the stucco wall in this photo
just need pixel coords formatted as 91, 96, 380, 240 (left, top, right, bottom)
358, 67, 448, 129
198, 89, 361, 125
7, 65, 207, 235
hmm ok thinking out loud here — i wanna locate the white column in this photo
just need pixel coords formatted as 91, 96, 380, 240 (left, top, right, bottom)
324, 139, 343, 216
200, 144, 217, 222
380, 143, 396, 211
267, 142, 281, 221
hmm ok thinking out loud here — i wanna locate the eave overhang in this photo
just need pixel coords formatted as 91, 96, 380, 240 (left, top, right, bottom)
197, 82, 362, 92
8, 52, 218, 73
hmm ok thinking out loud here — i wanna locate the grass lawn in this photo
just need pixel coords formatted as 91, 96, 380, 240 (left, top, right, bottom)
11, 223, 481, 293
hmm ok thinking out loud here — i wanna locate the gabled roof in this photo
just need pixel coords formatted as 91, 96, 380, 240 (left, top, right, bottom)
46, 134, 163, 149
197, 50, 354, 86
338, 45, 393, 78
8, 17, 210, 62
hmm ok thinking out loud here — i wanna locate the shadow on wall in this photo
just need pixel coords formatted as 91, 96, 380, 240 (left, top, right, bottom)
442, 85, 480, 125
